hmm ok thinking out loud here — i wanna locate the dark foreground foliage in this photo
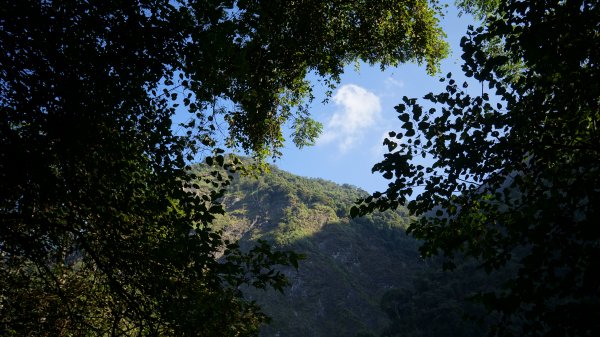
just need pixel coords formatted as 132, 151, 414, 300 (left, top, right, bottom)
357, 1, 600, 336
0, 0, 450, 335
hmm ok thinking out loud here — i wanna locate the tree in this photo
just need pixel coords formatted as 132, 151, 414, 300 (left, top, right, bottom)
1, 0, 449, 335
379, 266, 488, 337
356, 0, 600, 335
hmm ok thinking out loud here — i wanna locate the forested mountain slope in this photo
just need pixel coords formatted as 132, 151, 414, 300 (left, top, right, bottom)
190, 163, 490, 337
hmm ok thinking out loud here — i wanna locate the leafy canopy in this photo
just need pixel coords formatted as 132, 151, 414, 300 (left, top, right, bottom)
0, 0, 449, 335
356, 0, 600, 336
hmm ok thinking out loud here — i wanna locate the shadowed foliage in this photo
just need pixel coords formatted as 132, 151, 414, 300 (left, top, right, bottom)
357, 1, 600, 336
1, 0, 451, 335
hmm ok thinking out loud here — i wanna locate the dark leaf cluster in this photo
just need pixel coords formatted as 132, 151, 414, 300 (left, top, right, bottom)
356, 0, 600, 336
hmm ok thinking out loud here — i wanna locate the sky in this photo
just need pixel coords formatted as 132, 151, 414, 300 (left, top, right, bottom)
271, 4, 478, 193
170, 3, 479, 194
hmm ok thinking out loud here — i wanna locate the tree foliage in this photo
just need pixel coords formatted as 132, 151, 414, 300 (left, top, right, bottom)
379, 260, 497, 337
0, 0, 449, 335
194, 161, 418, 337
454, 0, 501, 19
357, 0, 600, 336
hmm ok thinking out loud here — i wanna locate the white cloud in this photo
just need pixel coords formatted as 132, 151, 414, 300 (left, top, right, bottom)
379, 76, 406, 98
319, 84, 381, 152
385, 77, 405, 89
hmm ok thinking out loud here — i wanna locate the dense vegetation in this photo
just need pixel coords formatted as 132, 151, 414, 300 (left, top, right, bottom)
193, 162, 502, 337
2, 0, 597, 336
0, 0, 450, 335
357, 0, 600, 336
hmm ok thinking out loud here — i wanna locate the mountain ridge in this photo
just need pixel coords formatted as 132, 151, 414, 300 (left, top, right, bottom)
190, 163, 423, 336
190, 162, 490, 337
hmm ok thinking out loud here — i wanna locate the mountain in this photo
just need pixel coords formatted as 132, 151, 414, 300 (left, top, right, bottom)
190, 163, 491, 337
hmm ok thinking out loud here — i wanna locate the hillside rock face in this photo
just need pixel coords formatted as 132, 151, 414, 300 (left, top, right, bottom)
199, 164, 426, 337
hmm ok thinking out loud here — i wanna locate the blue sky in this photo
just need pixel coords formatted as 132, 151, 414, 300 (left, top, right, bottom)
170, 3, 479, 193
272, 4, 477, 193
